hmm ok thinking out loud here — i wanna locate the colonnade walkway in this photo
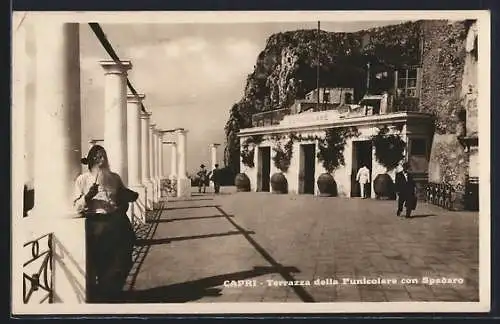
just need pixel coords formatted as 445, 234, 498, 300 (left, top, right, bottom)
119, 188, 479, 303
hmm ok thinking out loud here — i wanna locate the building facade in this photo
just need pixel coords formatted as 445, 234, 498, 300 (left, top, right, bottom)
237, 20, 479, 209
239, 105, 434, 198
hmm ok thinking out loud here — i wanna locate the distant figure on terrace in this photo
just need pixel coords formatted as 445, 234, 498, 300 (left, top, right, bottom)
356, 164, 371, 199
73, 145, 138, 303
210, 164, 221, 194
197, 164, 209, 193
395, 162, 417, 218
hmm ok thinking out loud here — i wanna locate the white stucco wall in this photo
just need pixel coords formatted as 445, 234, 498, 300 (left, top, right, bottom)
239, 136, 258, 191
240, 124, 410, 197
239, 112, 432, 197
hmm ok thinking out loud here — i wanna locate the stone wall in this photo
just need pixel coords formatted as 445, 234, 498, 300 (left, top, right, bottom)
419, 20, 470, 188
462, 21, 479, 138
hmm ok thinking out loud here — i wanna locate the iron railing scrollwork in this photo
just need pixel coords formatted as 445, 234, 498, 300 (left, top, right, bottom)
425, 179, 479, 211
23, 233, 53, 304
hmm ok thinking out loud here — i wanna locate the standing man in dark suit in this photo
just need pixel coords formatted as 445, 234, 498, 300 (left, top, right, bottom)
210, 164, 221, 194
395, 162, 417, 218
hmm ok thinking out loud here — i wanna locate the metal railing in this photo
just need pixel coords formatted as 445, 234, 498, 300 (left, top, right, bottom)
425, 182, 455, 210
23, 233, 53, 304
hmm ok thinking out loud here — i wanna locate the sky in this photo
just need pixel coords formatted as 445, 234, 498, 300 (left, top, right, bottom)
79, 20, 408, 174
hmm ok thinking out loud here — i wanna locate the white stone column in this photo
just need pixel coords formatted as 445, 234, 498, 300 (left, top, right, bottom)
24, 23, 36, 211
209, 143, 220, 188
28, 23, 85, 303
153, 129, 161, 201
149, 123, 159, 205
12, 16, 27, 308
140, 112, 154, 212
176, 128, 191, 197
126, 93, 146, 224
157, 131, 164, 196
100, 60, 132, 186
210, 144, 220, 171
169, 142, 178, 180
12, 17, 27, 222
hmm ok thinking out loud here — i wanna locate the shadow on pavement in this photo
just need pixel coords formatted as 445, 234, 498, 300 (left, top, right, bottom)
409, 214, 437, 218
123, 203, 315, 303
152, 214, 235, 223
136, 230, 256, 246
123, 203, 165, 293
165, 205, 220, 211
215, 206, 316, 302
169, 198, 215, 202
121, 266, 300, 303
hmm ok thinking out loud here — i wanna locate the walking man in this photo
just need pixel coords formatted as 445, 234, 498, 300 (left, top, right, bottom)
210, 164, 221, 194
395, 162, 417, 218
356, 164, 370, 199
197, 164, 209, 194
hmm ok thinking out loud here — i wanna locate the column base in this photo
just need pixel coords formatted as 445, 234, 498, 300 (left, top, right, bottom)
177, 178, 191, 198
129, 184, 146, 225
143, 179, 155, 212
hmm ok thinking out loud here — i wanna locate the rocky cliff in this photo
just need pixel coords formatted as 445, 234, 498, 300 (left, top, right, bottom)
224, 20, 472, 180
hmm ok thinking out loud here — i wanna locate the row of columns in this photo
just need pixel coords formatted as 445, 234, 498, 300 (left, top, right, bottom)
22, 23, 224, 225
17, 22, 221, 305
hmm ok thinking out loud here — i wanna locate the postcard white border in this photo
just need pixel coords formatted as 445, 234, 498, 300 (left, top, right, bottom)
11, 10, 491, 315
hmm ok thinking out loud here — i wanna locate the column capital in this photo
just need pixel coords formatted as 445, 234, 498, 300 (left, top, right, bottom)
140, 111, 152, 119
175, 128, 188, 134
126, 93, 146, 103
210, 143, 221, 148
163, 141, 176, 145
150, 123, 157, 130
89, 139, 104, 145
99, 60, 132, 75
160, 129, 177, 134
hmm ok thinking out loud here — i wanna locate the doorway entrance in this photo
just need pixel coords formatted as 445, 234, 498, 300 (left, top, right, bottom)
299, 144, 316, 194
257, 146, 271, 192
351, 140, 372, 197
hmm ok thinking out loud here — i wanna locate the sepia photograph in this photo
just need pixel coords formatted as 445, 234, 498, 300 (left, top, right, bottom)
11, 10, 490, 315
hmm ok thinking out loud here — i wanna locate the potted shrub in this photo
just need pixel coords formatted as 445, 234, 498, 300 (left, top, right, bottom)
371, 126, 406, 199
316, 127, 359, 196
270, 136, 293, 194
235, 135, 263, 192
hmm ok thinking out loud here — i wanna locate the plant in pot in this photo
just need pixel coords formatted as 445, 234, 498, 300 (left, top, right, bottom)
371, 125, 406, 199
235, 135, 263, 192
270, 135, 294, 194
316, 127, 360, 196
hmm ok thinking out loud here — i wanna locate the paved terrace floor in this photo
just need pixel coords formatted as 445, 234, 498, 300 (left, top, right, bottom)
121, 186, 479, 303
